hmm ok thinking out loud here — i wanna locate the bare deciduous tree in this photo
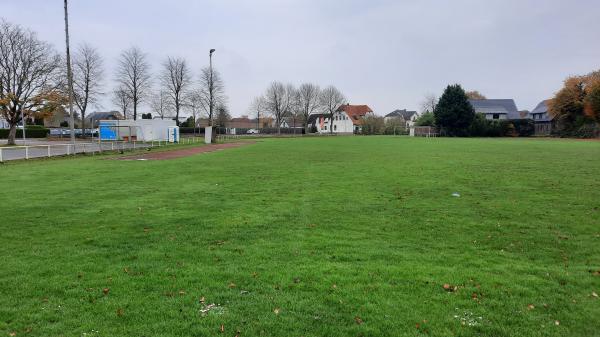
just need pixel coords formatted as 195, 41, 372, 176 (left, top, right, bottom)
150, 89, 170, 120
161, 57, 192, 126
420, 93, 438, 114
184, 91, 204, 135
248, 96, 266, 129
319, 85, 346, 134
112, 86, 131, 119
215, 103, 231, 128
264, 82, 294, 134
72, 43, 103, 134
296, 83, 322, 130
198, 66, 225, 125
115, 46, 151, 121
0, 20, 63, 145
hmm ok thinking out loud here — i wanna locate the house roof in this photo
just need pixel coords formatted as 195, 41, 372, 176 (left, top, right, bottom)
530, 100, 553, 122
337, 104, 373, 125
86, 111, 123, 121
386, 109, 417, 119
468, 99, 522, 120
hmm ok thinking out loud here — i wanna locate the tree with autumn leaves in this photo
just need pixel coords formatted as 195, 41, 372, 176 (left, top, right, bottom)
0, 21, 65, 145
549, 70, 600, 136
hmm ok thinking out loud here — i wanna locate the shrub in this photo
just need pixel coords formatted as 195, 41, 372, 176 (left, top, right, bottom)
469, 114, 510, 137
361, 115, 385, 135
0, 127, 50, 139
511, 119, 535, 137
415, 112, 435, 126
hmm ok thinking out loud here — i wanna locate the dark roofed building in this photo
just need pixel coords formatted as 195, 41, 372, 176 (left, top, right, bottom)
229, 116, 256, 129
86, 111, 123, 127
468, 99, 522, 120
385, 109, 418, 126
385, 109, 417, 120
530, 100, 554, 135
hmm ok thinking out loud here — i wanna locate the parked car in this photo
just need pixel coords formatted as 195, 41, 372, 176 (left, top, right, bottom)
247, 129, 260, 134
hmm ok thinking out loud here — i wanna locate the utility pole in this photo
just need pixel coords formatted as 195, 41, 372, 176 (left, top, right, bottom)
64, 0, 76, 146
209, 49, 215, 141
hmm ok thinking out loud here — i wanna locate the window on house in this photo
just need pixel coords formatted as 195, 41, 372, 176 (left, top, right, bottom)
334, 125, 337, 131
493, 114, 500, 120
323, 125, 327, 130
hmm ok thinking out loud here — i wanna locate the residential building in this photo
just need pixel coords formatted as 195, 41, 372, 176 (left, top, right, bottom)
0, 116, 9, 129
530, 100, 554, 135
229, 116, 256, 129
469, 99, 522, 120
43, 106, 69, 128
308, 104, 373, 133
86, 111, 123, 128
385, 109, 418, 127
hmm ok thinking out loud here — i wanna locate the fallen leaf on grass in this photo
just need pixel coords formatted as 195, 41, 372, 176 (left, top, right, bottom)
592, 292, 598, 298
443, 284, 457, 292
273, 308, 280, 315
354, 316, 363, 325
555, 320, 560, 326
9, 332, 16, 336
102, 288, 110, 295
199, 296, 205, 304
228, 283, 236, 289
527, 304, 535, 310
220, 324, 224, 333
116, 308, 124, 316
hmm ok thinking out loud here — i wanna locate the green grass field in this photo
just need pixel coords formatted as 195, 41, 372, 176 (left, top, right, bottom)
1, 137, 599, 337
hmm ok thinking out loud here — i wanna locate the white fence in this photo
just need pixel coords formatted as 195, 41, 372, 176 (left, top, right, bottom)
0, 137, 203, 162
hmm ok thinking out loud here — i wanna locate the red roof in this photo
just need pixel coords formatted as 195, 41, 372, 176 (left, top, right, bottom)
336, 104, 373, 125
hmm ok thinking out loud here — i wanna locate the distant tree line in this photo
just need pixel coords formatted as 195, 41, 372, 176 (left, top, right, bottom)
249, 83, 346, 134
0, 19, 228, 144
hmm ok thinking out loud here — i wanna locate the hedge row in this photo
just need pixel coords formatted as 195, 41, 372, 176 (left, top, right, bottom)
0, 128, 50, 139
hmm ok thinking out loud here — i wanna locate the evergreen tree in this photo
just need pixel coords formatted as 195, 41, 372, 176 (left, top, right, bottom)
434, 84, 475, 136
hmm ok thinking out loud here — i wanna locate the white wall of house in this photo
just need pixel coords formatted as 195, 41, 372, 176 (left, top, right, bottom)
483, 113, 507, 120
0, 117, 9, 129
315, 112, 357, 133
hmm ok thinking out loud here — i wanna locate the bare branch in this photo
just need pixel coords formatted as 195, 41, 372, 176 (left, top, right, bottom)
160, 56, 192, 126
114, 46, 152, 120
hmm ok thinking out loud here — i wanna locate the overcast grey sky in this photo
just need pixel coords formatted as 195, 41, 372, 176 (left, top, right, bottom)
1, 0, 599, 117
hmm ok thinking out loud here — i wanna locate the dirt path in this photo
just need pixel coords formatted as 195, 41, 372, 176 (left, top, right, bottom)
117, 142, 254, 161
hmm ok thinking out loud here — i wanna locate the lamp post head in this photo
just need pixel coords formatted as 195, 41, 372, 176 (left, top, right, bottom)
210, 49, 216, 55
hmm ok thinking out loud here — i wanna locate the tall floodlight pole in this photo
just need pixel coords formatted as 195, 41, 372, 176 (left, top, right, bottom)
209, 49, 215, 125
64, 0, 76, 145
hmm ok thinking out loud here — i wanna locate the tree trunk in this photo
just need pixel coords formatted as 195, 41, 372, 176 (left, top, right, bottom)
81, 112, 85, 138
7, 124, 17, 145
330, 114, 334, 134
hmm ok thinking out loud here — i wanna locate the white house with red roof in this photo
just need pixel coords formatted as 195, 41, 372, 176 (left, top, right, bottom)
307, 104, 373, 134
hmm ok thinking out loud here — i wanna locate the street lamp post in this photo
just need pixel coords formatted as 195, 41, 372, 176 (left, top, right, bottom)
207, 49, 215, 143
209, 49, 215, 123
